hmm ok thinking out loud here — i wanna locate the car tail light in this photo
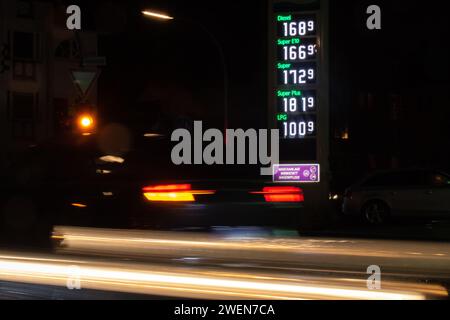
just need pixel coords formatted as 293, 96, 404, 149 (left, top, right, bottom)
251, 186, 304, 203
142, 184, 215, 202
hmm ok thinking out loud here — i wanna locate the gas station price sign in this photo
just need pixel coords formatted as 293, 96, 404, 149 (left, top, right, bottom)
275, 12, 319, 141
269, 0, 328, 195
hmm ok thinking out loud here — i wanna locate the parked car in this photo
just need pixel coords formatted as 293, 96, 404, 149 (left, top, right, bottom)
342, 169, 450, 224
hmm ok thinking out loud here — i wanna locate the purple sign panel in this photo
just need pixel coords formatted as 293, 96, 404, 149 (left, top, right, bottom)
273, 164, 320, 183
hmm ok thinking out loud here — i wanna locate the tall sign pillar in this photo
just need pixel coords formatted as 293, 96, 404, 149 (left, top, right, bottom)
268, 0, 330, 227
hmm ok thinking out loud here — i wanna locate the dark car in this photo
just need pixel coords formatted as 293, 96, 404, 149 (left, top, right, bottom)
342, 168, 450, 225
0, 128, 304, 248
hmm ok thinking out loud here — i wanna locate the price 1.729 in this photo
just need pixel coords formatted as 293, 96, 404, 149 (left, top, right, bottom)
280, 66, 316, 85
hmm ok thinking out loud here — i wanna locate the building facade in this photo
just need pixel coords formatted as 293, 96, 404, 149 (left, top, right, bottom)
0, 0, 99, 167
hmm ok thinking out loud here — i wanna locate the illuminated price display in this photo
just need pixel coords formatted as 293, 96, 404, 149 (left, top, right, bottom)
275, 12, 319, 142
277, 115, 317, 139
277, 62, 316, 85
270, 0, 328, 186
277, 38, 318, 61
277, 90, 316, 113
277, 14, 317, 37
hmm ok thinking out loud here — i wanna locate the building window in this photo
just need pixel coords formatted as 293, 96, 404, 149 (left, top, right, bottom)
13, 61, 36, 80
9, 92, 36, 140
12, 31, 40, 61
55, 39, 81, 60
17, 0, 34, 19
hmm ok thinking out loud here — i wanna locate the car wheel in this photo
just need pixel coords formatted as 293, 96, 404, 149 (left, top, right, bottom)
362, 201, 390, 225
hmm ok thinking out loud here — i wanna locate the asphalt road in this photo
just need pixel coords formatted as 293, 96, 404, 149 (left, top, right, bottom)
0, 226, 449, 300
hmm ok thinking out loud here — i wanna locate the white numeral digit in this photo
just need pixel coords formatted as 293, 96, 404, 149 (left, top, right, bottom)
283, 98, 297, 112
299, 45, 306, 59
298, 69, 306, 84
289, 22, 297, 36
298, 21, 306, 35
289, 122, 297, 136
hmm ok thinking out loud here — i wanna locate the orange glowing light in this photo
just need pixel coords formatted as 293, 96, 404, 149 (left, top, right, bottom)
79, 116, 93, 128
71, 203, 88, 208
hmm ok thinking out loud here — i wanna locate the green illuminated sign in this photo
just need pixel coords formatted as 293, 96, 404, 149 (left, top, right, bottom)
277, 15, 292, 22
277, 90, 302, 97
277, 38, 301, 46
277, 63, 291, 70
277, 113, 288, 121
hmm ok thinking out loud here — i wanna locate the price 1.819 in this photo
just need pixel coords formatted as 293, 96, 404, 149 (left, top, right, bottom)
279, 92, 316, 113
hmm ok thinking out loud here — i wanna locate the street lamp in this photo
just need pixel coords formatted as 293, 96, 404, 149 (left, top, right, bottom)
141, 10, 174, 20
141, 9, 229, 133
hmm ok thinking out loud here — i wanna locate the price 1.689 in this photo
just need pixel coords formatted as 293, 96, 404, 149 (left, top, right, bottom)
281, 20, 315, 37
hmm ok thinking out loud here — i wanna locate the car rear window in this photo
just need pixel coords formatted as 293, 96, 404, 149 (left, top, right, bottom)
362, 171, 427, 188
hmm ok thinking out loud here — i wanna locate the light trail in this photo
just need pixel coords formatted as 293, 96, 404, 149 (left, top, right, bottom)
53, 226, 450, 278
0, 252, 446, 300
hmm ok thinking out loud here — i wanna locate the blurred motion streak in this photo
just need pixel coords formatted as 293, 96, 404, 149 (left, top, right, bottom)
99, 156, 125, 164
71, 203, 88, 208
53, 227, 450, 273
141, 10, 174, 20
0, 252, 446, 300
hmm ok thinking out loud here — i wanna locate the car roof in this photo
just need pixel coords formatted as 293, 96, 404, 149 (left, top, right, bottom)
367, 168, 449, 176
350, 168, 450, 188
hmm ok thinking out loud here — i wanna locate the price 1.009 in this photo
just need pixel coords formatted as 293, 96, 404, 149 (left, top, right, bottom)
282, 121, 315, 138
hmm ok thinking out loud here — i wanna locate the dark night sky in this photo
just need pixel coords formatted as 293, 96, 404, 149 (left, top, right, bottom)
92, 0, 450, 179
329, 0, 450, 178
97, 0, 267, 130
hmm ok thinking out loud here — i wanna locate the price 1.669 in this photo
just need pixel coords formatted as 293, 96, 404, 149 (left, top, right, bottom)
281, 44, 316, 61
